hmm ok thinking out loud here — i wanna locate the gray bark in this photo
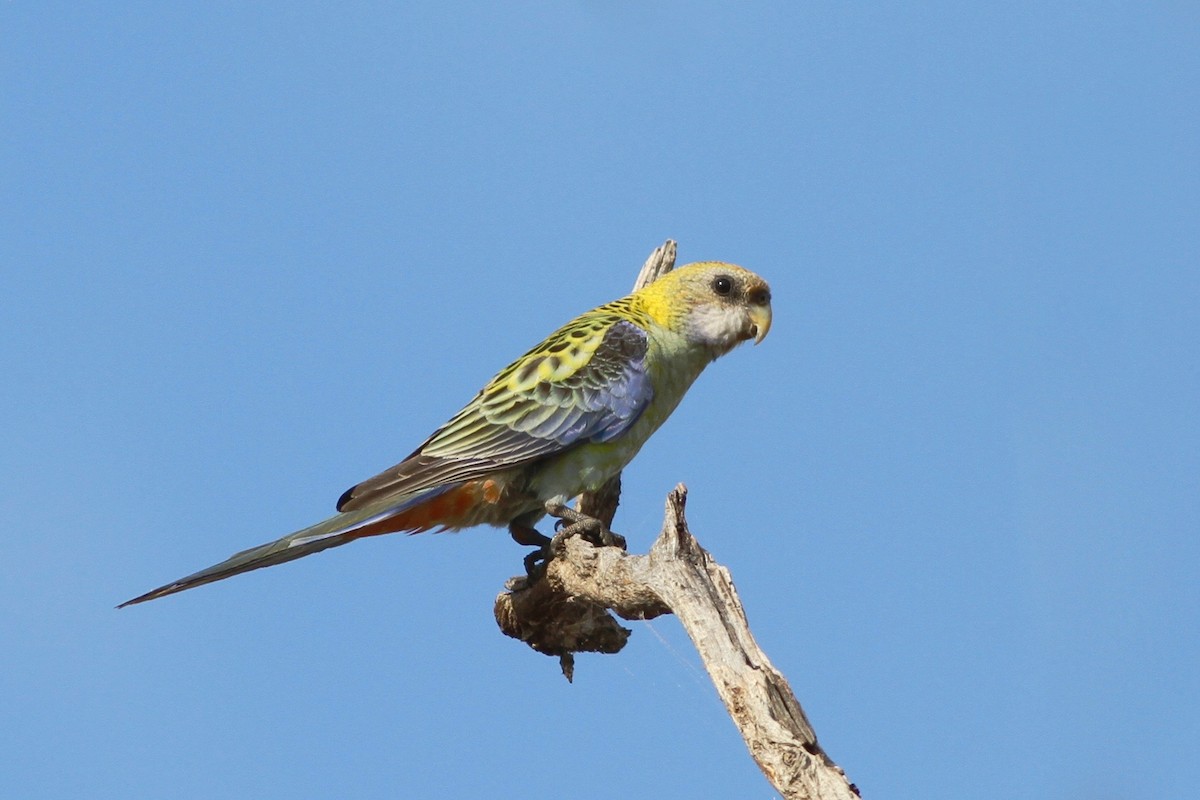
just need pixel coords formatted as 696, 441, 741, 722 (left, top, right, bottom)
496, 486, 859, 799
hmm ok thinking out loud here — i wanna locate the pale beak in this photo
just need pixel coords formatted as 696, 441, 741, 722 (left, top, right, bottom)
748, 303, 772, 345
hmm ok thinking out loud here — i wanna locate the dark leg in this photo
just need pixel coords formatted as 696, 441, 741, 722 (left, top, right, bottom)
508, 520, 551, 548
509, 519, 552, 578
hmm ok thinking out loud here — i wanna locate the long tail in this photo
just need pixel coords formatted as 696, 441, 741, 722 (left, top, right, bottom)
118, 484, 458, 608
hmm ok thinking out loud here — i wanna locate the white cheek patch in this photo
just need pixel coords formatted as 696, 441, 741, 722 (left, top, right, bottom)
687, 304, 748, 349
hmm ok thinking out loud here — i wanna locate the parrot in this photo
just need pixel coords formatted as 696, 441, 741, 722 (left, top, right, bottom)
119, 261, 772, 607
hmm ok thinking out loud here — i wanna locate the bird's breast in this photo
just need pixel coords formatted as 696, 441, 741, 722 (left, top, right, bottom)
528, 330, 711, 504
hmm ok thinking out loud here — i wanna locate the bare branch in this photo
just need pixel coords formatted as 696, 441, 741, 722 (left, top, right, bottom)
632, 238, 677, 290
495, 486, 858, 799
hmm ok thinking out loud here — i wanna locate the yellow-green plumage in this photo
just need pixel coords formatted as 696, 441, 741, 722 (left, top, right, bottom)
119, 261, 771, 607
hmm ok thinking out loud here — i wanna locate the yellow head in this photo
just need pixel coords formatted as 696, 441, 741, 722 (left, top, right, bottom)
636, 261, 772, 355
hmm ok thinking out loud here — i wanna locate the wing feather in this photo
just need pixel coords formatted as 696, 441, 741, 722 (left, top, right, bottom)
336, 315, 652, 512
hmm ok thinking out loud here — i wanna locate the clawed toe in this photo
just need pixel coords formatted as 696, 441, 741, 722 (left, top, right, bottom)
544, 502, 626, 551
523, 546, 549, 578
514, 503, 626, 583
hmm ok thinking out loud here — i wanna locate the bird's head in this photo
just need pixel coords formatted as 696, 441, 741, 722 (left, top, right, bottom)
639, 261, 772, 357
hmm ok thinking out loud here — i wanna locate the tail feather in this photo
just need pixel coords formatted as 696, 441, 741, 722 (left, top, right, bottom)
117, 484, 456, 608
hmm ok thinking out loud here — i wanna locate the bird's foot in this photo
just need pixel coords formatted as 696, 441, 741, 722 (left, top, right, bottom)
523, 547, 548, 579
509, 522, 553, 580
545, 502, 628, 551
510, 506, 626, 583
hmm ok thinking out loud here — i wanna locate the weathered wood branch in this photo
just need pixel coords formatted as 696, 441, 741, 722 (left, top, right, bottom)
496, 486, 858, 799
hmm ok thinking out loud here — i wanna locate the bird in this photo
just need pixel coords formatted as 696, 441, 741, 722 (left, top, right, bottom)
119, 261, 772, 607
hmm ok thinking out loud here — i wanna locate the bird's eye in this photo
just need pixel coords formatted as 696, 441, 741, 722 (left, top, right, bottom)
712, 276, 733, 296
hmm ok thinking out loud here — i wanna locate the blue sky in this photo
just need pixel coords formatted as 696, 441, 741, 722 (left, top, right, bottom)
3, 3, 1197, 798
